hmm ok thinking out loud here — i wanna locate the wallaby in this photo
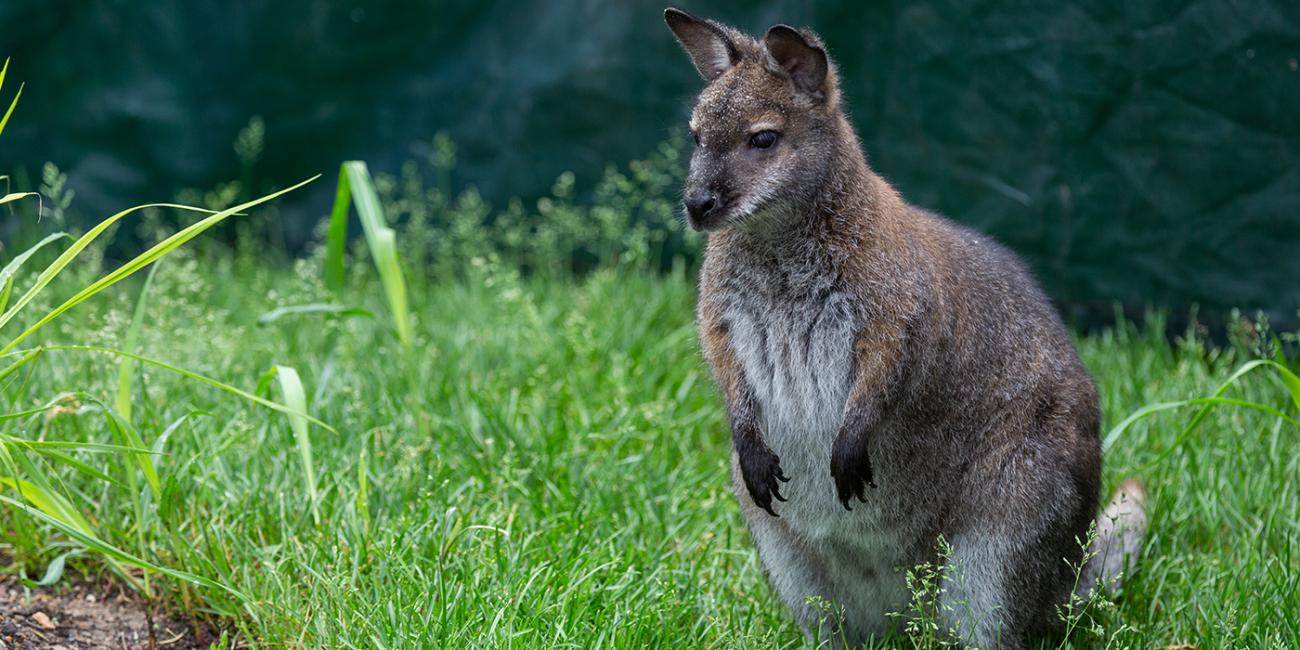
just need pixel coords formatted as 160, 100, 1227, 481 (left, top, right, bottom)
665, 8, 1147, 649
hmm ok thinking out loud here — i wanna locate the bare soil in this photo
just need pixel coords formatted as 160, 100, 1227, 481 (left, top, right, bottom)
0, 577, 217, 650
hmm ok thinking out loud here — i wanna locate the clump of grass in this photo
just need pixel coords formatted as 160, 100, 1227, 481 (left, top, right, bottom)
1104, 356, 1300, 460
1052, 523, 1136, 650
887, 536, 960, 648
0, 63, 327, 607
0, 177, 319, 601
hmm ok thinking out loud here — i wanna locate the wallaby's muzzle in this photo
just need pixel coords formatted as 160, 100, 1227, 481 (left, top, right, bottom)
684, 189, 725, 230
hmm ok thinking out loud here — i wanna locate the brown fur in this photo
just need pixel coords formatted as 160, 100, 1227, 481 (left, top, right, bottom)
666, 8, 1146, 648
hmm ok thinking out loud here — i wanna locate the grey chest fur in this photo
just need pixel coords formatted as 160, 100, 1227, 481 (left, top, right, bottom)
724, 286, 856, 437
721, 280, 859, 518
720, 278, 912, 629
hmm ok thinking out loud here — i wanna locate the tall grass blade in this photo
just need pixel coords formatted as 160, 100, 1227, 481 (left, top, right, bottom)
101, 405, 162, 497
0, 493, 246, 600
0, 477, 95, 536
0, 437, 156, 454
0, 428, 131, 487
1270, 347, 1300, 411
0, 56, 20, 138
0, 233, 70, 315
0, 176, 319, 355
21, 450, 123, 487
152, 411, 204, 472
257, 303, 373, 326
0, 347, 42, 384
0, 191, 38, 206
1103, 359, 1300, 461
0, 202, 213, 336
0, 84, 19, 138
5, 344, 336, 433
357, 447, 370, 537
371, 228, 411, 345
326, 161, 413, 347
324, 172, 351, 291
116, 261, 161, 422
0, 435, 97, 537
272, 365, 318, 524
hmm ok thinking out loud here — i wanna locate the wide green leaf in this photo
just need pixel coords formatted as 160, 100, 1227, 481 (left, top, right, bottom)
325, 161, 413, 347
272, 364, 319, 525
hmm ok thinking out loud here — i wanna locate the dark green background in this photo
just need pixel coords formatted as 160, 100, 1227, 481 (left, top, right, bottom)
2, 1, 1297, 326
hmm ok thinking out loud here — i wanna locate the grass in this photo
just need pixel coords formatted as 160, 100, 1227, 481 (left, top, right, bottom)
0, 64, 1295, 647
0, 231, 1296, 647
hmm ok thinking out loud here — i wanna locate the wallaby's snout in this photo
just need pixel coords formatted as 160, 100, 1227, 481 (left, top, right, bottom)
683, 187, 724, 230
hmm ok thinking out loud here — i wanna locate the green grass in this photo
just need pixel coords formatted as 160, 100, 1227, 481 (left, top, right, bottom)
3, 50, 1290, 647
1, 236, 1296, 647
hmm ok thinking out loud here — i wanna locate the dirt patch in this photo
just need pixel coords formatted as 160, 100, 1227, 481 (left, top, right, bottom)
0, 577, 217, 650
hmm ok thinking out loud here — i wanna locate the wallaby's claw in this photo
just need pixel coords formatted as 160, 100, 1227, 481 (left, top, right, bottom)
830, 431, 876, 512
739, 441, 789, 518
832, 467, 876, 511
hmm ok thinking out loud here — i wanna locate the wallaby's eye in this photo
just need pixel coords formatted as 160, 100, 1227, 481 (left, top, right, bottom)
691, 129, 700, 146
749, 130, 780, 149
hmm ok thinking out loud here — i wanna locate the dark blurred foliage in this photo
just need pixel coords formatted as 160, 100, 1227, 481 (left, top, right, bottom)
1, 0, 1297, 327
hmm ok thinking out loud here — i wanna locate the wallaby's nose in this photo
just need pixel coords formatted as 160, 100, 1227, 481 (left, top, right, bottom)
684, 190, 722, 227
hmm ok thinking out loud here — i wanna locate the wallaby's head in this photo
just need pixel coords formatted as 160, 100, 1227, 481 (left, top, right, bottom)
665, 8, 845, 232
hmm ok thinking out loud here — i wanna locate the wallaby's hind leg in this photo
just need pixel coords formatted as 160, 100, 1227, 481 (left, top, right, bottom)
731, 460, 844, 643
937, 418, 1101, 650
939, 531, 1024, 650
733, 486, 832, 642
740, 510, 844, 640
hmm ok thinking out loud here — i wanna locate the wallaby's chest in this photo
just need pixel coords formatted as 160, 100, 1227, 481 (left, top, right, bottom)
718, 269, 912, 618
724, 281, 859, 528
720, 277, 857, 441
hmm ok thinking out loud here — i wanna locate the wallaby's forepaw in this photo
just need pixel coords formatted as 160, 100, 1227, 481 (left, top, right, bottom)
830, 432, 876, 511
738, 439, 789, 517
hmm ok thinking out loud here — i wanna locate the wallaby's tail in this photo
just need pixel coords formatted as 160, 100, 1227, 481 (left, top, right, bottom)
1078, 478, 1147, 598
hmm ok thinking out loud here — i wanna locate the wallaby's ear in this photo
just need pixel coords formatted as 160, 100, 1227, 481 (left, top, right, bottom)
763, 25, 829, 100
664, 7, 739, 82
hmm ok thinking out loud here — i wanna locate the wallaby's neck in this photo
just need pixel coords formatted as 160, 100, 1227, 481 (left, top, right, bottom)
813, 114, 881, 227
